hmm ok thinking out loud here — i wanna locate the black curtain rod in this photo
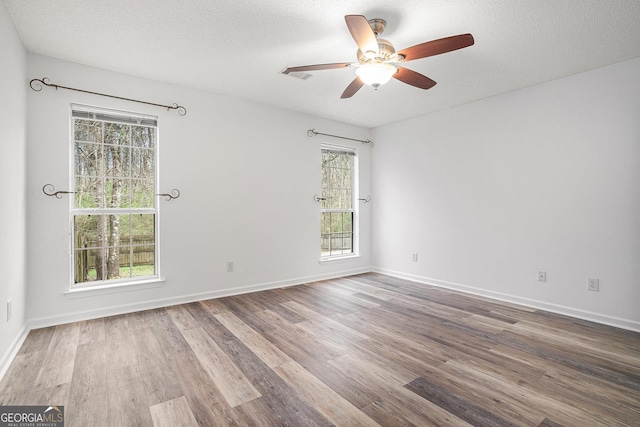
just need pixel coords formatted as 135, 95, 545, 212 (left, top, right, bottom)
307, 129, 373, 147
30, 77, 187, 116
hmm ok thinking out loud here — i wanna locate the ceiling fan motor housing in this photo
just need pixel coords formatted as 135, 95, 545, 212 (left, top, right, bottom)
356, 19, 401, 63
357, 39, 396, 63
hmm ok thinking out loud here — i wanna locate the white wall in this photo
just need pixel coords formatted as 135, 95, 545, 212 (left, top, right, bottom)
0, 1, 28, 375
26, 54, 372, 327
372, 58, 640, 330
3, 18, 636, 380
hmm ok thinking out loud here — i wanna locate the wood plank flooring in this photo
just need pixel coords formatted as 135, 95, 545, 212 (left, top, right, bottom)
1, 273, 639, 426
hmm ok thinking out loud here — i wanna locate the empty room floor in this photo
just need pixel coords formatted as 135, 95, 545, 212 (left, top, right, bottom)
1, 273, 639, 426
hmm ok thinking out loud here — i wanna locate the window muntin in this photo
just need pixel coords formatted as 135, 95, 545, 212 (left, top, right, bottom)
71, 105, 158, 286
320, 146, 356, 258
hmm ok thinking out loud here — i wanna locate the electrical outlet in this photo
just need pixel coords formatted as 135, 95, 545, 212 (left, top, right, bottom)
538, 271, 547, 282
412, 253, 418, 262
587, 277, 599, 292
226, 261, 234, 272
6, 300, 11, 322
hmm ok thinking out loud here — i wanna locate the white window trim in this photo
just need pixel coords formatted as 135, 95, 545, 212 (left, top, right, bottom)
320, 143, 360, 261
69, 104, 161, 289
64, 278, 165, 299
319, 254, 361, 265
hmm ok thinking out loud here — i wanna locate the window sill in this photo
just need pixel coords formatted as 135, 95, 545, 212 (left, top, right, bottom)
319, 254, 361, 265
64, 278, 165, 299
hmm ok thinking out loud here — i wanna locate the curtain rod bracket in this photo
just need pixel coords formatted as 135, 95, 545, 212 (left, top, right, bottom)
307, 129, 373, 147
30, 77, 187, 116
156, 189, 181, 201
42, 184, 74, 199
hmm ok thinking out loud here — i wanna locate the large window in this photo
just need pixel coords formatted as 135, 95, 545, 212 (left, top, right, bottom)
71, 104, 158, 287
320, 145, 357, 258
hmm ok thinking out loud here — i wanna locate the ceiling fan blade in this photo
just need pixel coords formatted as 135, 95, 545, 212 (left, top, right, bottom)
283, 63, 351, 74
341, 77, 365, 99
345, 15, 379, 54
397, 34, 474, 62
393, 67, 437, 90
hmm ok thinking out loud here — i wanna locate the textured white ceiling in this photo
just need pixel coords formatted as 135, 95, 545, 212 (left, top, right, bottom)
5, 0, 640, 128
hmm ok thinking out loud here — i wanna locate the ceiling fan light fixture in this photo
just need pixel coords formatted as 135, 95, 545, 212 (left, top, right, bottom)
355, 62, 397, 88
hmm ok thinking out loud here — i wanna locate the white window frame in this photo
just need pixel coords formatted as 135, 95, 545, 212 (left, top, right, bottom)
320, 144, 359, 260
69, 104, 160, 289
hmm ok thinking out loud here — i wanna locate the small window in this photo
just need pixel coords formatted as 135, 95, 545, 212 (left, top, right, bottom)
71, 104, 158, 287
320, 145, 357, 258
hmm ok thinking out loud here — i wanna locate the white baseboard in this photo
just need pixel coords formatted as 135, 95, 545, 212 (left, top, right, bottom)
374, 267, 640, 333
0, 324, 29, 381
27, 266, 373, 330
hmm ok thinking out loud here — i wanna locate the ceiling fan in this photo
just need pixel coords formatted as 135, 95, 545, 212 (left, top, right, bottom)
283, 15, 474, 98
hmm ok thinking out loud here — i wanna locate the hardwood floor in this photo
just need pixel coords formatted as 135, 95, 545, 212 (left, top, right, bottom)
1, 273, 639, 426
